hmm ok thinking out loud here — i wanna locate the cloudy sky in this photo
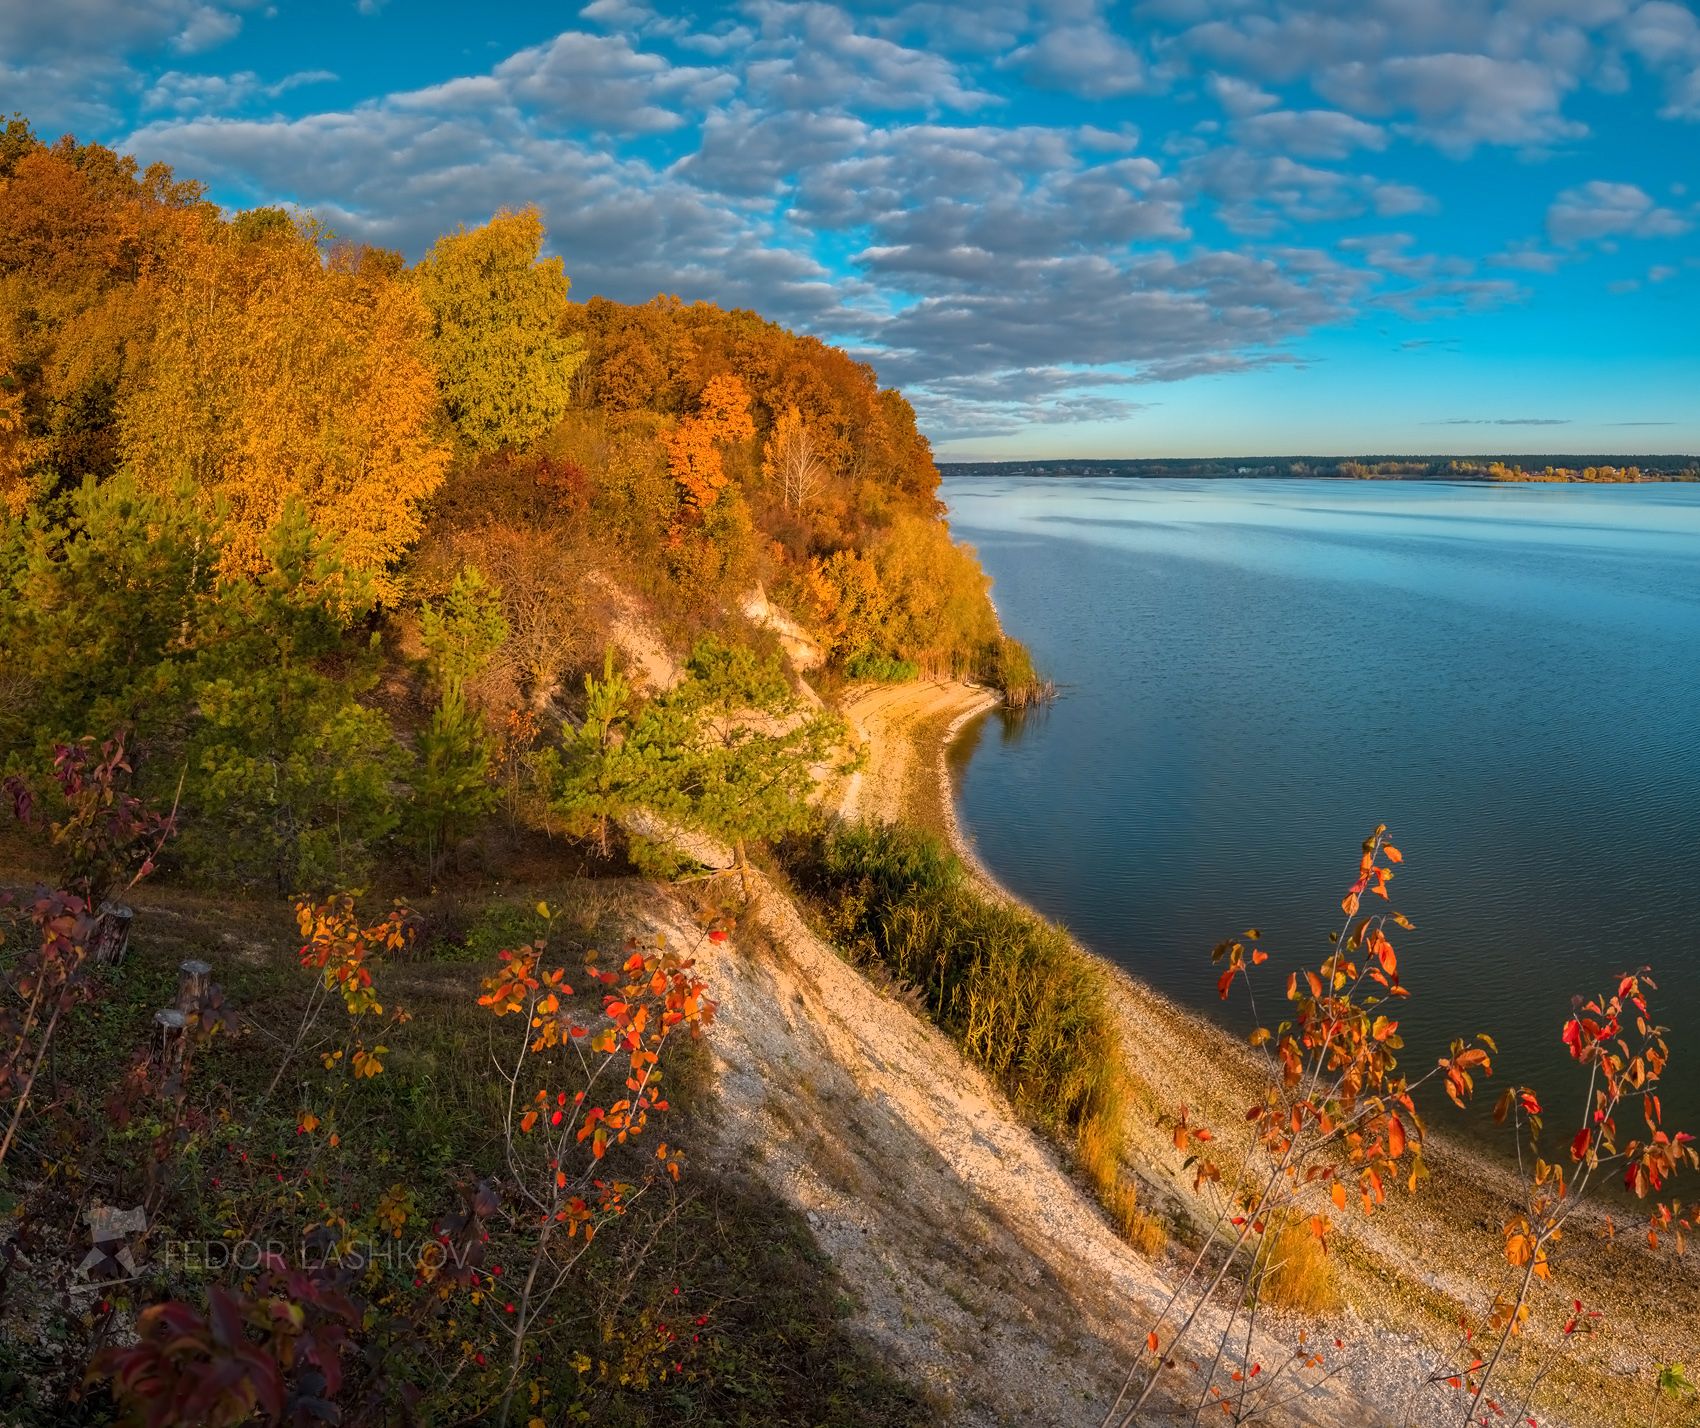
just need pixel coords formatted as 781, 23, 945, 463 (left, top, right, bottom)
7, 0, 1698, 456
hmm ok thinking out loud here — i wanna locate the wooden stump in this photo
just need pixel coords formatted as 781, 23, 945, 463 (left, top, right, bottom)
154, 1008, 187, 1067
92, 902, 134, 967
177, 960, 213, 1013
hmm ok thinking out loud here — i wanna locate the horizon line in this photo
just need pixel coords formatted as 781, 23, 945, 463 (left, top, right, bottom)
936, 452, 1700, 466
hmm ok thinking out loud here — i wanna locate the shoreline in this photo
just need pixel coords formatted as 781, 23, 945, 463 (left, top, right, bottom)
888, 679, 1698, 1426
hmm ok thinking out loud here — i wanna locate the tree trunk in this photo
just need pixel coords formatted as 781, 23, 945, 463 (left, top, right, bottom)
735, 837, 752, 901
154, 1008, 187, 1069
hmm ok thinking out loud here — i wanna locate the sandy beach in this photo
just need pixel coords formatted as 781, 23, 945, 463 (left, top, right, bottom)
817, 678, 1700, 1427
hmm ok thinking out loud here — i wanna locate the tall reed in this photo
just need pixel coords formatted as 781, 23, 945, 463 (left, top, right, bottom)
790, 822, 1132, 1203
980, 633, 1056, 709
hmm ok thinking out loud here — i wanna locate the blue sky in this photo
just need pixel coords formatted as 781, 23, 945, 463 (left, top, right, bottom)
5, 0, 1698, 457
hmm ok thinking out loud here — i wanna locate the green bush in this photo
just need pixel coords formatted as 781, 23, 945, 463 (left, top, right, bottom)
844, 650, 920, 683
434, 897, 547, 964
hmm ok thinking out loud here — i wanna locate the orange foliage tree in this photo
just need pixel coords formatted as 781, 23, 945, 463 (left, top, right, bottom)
119, 214, 449, 594
0, 128, 210, 505
478, 907, 716, 1417
1426, 969, 1697, 1426
265, 894, 415, 1102
663, 372, 753, 516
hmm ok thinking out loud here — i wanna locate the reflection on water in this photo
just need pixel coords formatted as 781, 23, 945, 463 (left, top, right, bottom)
944, 477, 1700, 1148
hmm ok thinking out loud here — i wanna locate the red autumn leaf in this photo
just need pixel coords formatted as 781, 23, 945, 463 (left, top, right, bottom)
1562, 1019, 1585, 1059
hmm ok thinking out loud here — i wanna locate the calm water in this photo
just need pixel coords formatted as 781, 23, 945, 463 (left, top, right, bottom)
944, 477, 1700, 1142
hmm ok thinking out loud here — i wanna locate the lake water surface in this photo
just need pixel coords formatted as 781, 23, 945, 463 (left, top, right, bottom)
943, 476, 1700, 1141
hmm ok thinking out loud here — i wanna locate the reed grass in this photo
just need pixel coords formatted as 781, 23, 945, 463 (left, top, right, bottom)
979, 634, 1056, 709
789, 822, 1146, 1246
1255, 1215, 1342, 1315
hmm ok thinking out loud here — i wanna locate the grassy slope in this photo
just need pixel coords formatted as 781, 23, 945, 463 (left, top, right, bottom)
0, 859, 934, 1427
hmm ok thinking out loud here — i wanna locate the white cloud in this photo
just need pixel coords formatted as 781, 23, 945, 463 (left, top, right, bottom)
1005, 18, 1153, 98
742, 1, 994, 111
1545, 179, 1690, 242
171, 4, 243, 52
493, 31, 736, 134
1316, 53, 1587, 152
1207, 74, 1280, 116
1232, 108, 1388, 158
0, 0, 255, 132
3, 0, 1672, 442
143, 67, 335, 115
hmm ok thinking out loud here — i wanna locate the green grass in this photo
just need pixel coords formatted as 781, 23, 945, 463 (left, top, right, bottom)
782, 821, 1133, 1205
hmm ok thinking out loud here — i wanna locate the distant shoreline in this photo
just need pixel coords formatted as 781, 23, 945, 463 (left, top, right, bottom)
940, 456, 1700, 483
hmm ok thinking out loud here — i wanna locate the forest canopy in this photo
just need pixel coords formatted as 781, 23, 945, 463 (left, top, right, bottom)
0, 115, 1034, 890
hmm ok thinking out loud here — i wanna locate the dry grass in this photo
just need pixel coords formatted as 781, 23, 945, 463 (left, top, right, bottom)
1077, 1115, 1163, 1255
1100, 1175, 1168, 1259
1257, 1216, 1343, 1316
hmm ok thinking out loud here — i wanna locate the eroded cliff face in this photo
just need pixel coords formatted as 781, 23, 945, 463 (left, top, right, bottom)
619, 861, 1497, 1428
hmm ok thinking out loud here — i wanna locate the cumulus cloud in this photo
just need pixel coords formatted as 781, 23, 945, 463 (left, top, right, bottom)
1545, 179, 1690, 242
143, 67, 334, 115
0, 0, 250, 56
1617, 1, 1700, 115
1231, 108, 1388, 159
171, 4, 244, 53
1004, 15, 1153, 98
1179, 147, 1421, 233
1206, 74, 1279, 116
0, 0, 254, 130
492, 31, 736, 134
1315, 53, 1587, 152
1165, 0, 1654, 152
741, 0, 994, 112
902, 368, 1153, 439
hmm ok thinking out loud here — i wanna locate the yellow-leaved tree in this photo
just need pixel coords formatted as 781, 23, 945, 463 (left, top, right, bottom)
119, 213, 449, 594
665, 372, 754, 514
761, 403, 827, 511
0, 340, 27, 516
414, 207, 583, 453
